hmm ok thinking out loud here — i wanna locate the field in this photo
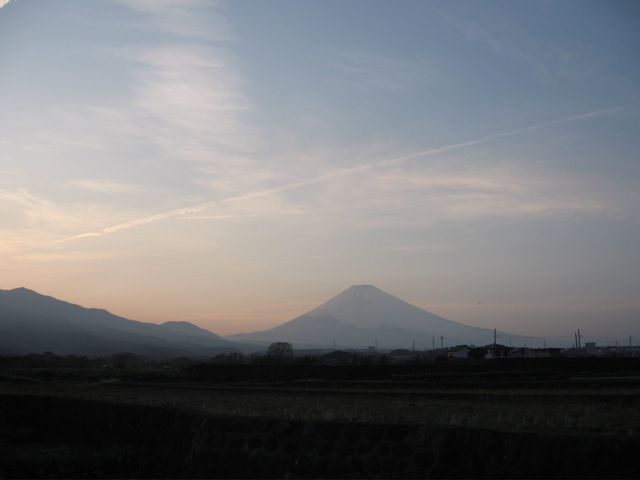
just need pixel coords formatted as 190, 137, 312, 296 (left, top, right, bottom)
2, 357, 640, 438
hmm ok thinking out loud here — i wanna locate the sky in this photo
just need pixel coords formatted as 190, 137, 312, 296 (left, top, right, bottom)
1, 0, 639, 345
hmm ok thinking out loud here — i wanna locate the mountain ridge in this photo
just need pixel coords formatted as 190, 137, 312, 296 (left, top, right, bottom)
0, 287, 240, 358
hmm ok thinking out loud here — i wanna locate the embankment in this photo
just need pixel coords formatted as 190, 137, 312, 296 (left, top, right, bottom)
1, 394, 638, 479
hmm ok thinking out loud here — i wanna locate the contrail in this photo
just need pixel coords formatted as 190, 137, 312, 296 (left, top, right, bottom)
58, 203, 216, 242
58, 106, 621, 243
374, 105, 623, 169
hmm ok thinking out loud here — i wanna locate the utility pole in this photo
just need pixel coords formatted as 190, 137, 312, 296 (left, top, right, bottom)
440, 336, 443, 349
493, 328, 502, 358
493, 328, 498, 358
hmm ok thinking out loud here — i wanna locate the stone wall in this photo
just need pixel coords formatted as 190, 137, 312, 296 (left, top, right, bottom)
1, 395, 638, 478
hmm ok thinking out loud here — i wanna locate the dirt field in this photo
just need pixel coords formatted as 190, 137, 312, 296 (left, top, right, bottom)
2, 358, 640, 437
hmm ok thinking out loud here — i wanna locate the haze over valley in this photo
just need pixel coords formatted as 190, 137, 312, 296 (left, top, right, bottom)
0, 285, 593, 358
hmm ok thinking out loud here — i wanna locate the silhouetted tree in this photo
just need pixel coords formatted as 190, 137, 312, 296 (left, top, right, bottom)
111, 352, 138, 369
319, 350, 356, 365
266, 342, 293, 359
210, 352, 245, 364
468, 348, 486, 359
169, 356, 194, 367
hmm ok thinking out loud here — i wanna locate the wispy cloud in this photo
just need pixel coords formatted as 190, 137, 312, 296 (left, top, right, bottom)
448, 6, 607, 82
118, 0, 230, 42
56, 106, 626, 243
2, 0, 264, 250
67, 179, 146, 195
351, 165, 632, 226
0, 188, 76, 231
97, 40, 265, 204
129, 44, 255, 153
178, 214, 263, 221
463, 22, 551, 80
115, 0, 254, 157
109, 5, 266, 198
330, 49, 443, 93
244, 253, 344, 271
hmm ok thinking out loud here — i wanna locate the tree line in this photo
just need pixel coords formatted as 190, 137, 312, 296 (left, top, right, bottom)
1, 341, 473, 370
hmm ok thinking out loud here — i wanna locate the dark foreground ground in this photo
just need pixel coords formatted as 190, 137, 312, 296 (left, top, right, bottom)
2, 356, 640, 435
1, 357, 640, 478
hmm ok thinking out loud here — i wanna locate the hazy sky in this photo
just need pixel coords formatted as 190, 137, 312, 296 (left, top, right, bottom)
1, 0, 639, 344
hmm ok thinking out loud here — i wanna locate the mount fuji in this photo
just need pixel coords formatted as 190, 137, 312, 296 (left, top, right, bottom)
224, 285, 550, 350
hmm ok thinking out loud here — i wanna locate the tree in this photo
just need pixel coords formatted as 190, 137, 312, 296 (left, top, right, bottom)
266, 342, 293, 359
319, 350, 356, 365
111, 352, 138, 369
468, 347, 486, 359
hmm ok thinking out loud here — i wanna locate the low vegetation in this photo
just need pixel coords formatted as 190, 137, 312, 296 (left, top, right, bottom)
2, 353, 640, 438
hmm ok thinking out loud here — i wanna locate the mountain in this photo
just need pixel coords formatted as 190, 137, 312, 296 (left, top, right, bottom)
0, 287, 240, 358
224, 285, 552, 350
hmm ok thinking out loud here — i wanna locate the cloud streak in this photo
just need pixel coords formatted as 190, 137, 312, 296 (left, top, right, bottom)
56, 106, 623, 243
119, 0, 231, 42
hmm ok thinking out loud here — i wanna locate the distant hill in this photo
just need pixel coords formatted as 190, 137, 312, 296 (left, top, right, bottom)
224, 285, 554, 350
0, 288, 240, 359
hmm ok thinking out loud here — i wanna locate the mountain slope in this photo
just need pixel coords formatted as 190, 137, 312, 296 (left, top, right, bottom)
224, 285, 550, 349
0, 288, 239, 358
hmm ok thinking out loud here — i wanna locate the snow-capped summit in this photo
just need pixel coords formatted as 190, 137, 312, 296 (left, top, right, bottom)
225, 285, 547, 349
303, 284, 454, 331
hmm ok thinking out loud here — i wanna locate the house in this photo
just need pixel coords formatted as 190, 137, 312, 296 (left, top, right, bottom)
480, 344, 513, 359
447, 345, 472, 359
531, 347, 564, 358
389, 348, 417, 362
